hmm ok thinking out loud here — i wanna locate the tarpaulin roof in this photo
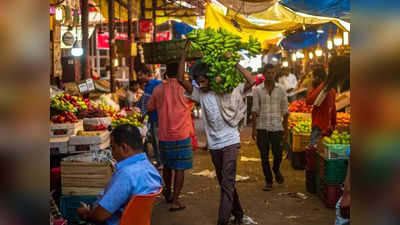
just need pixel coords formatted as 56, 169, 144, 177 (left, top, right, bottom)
205, 2, 350, 48
280, 0, 350, 20
172, 21, 194, 35
280, 23, 339, 50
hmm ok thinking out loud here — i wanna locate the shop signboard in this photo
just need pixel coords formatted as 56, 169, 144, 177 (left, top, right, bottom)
97, 32, 129, 50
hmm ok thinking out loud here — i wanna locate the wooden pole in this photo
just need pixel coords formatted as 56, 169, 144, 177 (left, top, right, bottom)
81, 0, 90, 79
140, 0, 145, 19
152, 0, 157, 42
128, 0, 134, 82
108, 0, 116, 92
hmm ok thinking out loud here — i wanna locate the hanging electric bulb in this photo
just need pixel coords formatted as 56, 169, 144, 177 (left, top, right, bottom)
292, 53, 297, 61
55, 6, 64, 21
113, 58, 119, 67
282, 61, 289, 67
309, 52, 314, 59
296, 50, 304, 59
315, 45, 323, 57
343, 31, 349, 45
327, 38, 333, 50
334, 31, 343, 46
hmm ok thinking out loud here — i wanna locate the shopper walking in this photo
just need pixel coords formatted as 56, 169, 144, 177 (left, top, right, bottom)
252, 64, 289, 191
178, 40, 254, 225
136, 66, 163, 167
148, 63, 194, 212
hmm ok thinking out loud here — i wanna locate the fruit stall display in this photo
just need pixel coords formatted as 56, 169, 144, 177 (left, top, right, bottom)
291, 120, 311, 152
186, 28, 261, 94
336, 112, 350, 127
321, 130, 351, 159
51, 111, 78, 124
96, 103, 119, 119
77, 108, 107, 119
51, 94, 91, 116
111, 113, 148, 128
289, 99, 312, 113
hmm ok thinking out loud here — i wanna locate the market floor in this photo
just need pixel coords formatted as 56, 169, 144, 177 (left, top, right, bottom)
150, 124, 336, 225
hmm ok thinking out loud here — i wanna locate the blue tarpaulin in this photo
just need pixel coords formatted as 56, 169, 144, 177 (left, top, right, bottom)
281, 0, 350, 19
172, 21, 194, 36
280, 23, 338, 50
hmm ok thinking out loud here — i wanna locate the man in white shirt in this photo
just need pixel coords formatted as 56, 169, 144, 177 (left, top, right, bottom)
252, 64, 289, 191
279, 68, 298, 102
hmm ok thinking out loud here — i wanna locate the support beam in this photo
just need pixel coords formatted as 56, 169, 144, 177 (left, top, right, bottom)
108, 0, 116, 92
128, 0, 134, 81
81, 0, 90, 79
141, 0, 146, 19
152, 0, 157, 41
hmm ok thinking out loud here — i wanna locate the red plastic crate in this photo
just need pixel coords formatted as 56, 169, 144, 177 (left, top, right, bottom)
51, 167, 61, 192
319, 180, 343, 208
306, 149, 317, 171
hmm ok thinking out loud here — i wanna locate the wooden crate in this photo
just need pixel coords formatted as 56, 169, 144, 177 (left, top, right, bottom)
69, 131, 110, 146
68, 141, 110, 154
50, 137, 69, 154
83, 117, 112, 130
50, 120, 83, 138
292, 133, 310, 152
61, 161, 113, 196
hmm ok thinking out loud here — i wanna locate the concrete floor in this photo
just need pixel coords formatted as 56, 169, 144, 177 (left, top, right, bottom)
150, 120, 336, 225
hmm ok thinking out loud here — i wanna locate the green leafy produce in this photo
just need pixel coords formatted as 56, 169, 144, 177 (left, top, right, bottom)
186, 28, 261, 94
323, 130, 351, 145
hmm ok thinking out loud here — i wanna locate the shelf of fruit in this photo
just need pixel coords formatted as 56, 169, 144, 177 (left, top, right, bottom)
50, 94, 90, 116
111, 113, 148, 128
97, 103, 119, 118
77, 108, 107, 119
51, 111, 79, 124
289, 99, 312, 113
336, 112, 350, 127
323, 130, 350, 146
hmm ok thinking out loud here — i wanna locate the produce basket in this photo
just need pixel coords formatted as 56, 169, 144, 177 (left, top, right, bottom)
325, 143, 350, 159
141, 39, 202, 64
292, 133, 311, 152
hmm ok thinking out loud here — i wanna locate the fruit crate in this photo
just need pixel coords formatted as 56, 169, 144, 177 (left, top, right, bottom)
292, 133, 310, 152
50, 121, 83, 138
319, 179, 343, 208
50, 137, 69, 155
291, 151, 306, 170
141, 39, 202, 64
61, 161, 113, 196
305, 170, 317, 194
69, 131, 110, 146
318, 152, 348, 185
83, 117, 112, 130
60, 195, 97, 222
306, 149, 317, 171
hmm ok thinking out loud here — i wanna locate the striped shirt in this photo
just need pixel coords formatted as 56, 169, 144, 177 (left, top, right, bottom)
252, 83, 289, 131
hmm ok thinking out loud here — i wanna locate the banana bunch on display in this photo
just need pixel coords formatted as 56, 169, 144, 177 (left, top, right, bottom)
186, 28, 261, 94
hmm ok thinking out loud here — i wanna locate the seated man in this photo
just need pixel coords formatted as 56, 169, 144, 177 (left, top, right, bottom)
77, 124, 162, 225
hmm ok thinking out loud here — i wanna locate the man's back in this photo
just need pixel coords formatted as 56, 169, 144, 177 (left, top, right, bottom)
148, 78, 193, 141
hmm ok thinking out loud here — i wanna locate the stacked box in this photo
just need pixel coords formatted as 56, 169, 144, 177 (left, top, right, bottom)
68, 131, 110, 154
50, 137, 69, 155
50, 121, 83, 138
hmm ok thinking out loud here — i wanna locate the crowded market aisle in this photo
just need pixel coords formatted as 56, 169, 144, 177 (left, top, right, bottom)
151, 122, 335, 225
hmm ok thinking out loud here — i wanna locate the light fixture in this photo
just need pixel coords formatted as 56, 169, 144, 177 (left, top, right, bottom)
282, 61, 289, 67
317, 29, 324, 34
296, 50, 304, 59
113, 58, 119, 67
71, 41, 83, 57
343, 31, 349, 45
292, 53, 297, 61
309, 52, 314, 59
315, 45, 323, 57
327, 39, 333, 50
55, 6, 64, 21
334, 31, 343, 46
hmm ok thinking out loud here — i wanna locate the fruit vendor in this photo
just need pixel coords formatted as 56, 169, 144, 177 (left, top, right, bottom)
77, 124, 162, 225
251, 64, 289, 191
147, 62, 194, 212
306, 65, 337, 147
126, 80, 143, 108
136, 66, 163, 168
178, 40, 255, 225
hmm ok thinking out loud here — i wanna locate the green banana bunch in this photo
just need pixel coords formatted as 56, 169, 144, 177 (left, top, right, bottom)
186, 28, 261, 94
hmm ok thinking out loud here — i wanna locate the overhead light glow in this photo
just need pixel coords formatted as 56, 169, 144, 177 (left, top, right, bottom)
71, 47, 83, 57
282, 61, 289, 67
55, 6, 64, 21
334, 32, 343, 46
309, 52, 314, 59
292, 53, 297, 61
343, 31, 349, 45
327, 39, 333, 50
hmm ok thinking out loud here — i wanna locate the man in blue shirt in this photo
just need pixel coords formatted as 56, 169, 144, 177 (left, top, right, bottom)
77, 124, 162, 225
136, 66, 163, 168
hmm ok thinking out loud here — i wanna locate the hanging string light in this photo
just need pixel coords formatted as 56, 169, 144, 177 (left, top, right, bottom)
343, 31, 349, 45
55, 6, 64, 22
309, 52, 314, 59
315, 45, 323, 57
334, 30, 343, 46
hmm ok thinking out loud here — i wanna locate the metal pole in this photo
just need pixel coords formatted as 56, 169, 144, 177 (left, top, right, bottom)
81, 0, 90, 79
128, 0, 134, 82
108, 0, 116, 92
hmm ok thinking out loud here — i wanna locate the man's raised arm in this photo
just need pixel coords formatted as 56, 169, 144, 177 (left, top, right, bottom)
177, 39, 194, 94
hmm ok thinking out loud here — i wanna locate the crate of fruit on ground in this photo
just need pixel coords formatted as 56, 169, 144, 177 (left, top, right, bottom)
317, 151, 348, 185
68, 131, 110, 154
291, 120, 311, 152
321, 130, 350, 159
61, 151, 114, 196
